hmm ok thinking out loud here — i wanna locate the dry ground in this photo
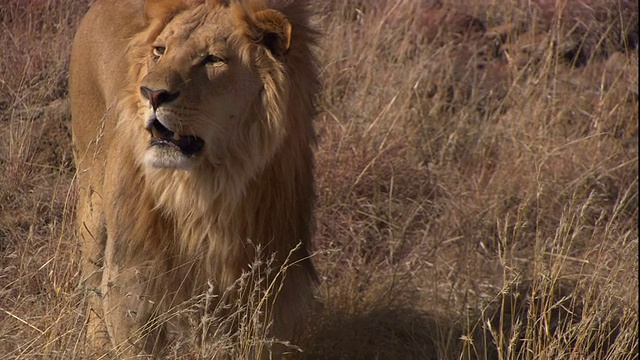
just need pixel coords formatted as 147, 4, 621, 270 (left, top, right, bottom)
0, 0, 637, 359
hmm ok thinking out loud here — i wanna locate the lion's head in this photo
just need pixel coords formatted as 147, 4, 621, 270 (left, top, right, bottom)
139, 2, 283, 169
120, 0, 318, 196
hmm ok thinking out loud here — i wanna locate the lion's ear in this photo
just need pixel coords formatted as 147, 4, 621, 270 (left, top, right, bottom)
253, 9, 292, 57
237, 7, 292, 58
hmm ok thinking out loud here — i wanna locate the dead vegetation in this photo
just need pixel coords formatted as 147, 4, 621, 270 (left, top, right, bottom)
0, 0, 637, 359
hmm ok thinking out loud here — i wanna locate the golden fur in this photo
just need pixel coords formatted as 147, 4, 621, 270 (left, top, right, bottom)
70, 0, 319, 356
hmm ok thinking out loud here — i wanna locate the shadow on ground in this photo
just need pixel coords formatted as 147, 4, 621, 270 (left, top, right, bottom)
296, 279, 634, 360
300, 305, 460, 360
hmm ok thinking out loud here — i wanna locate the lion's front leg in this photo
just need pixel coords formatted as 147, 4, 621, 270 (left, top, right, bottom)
101, 243, 166, 357
76, 183, 110, 353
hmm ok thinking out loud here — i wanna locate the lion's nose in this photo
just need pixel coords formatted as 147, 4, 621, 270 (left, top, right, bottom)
140, 86, 180, 110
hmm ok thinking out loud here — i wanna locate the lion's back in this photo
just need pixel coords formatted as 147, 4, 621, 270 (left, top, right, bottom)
69, 0, 146, 161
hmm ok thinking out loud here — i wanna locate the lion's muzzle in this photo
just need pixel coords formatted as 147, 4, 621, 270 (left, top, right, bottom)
146, 118, 204, 156
140, 86, 204, 157
140, 86, 180, 111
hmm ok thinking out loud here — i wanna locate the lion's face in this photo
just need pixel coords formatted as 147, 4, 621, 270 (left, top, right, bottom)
138, 3, 285, 170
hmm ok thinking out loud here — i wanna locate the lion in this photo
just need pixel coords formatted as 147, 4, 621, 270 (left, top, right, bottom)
69, 0, 320, 357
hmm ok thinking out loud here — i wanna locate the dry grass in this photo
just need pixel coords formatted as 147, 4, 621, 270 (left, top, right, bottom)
0, 0, 637, 359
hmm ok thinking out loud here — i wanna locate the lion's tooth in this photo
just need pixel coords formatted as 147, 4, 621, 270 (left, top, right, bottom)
173, 133, 181, 141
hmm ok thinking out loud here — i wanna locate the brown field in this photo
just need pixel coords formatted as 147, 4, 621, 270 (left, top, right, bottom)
0, 0, 637, 359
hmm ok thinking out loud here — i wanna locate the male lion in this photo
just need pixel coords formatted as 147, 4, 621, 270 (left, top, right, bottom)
69, 0, 320, 356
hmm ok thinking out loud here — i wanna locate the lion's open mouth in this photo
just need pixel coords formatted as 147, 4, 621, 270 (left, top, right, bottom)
146, 119, 204, 156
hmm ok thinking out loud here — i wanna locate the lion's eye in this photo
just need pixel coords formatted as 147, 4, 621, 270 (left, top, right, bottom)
202, 54, 224, 65
152, 46, 166, 60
